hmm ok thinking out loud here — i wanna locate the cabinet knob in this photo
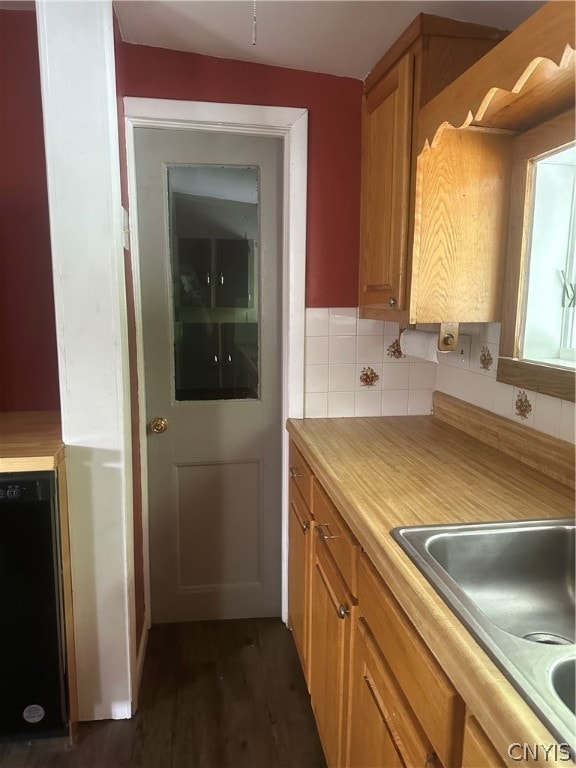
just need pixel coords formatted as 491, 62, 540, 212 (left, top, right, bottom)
388, 297, 397, 307
289, 467, 303, 478
300, 520, 309, 533
337, 604, 350, 620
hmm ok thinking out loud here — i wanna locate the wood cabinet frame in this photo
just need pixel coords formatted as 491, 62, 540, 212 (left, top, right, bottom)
497, 108, 576, 402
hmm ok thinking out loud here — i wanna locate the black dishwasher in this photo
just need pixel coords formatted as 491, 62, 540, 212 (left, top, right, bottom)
0, 472, 68, 740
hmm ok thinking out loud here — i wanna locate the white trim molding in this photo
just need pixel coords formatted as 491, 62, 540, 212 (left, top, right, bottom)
124, 98, 308, 633
36, 0, 133, 721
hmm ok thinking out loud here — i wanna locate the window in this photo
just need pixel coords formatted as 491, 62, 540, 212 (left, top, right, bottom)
523, 142, 576, 367
497, 109, 576, 402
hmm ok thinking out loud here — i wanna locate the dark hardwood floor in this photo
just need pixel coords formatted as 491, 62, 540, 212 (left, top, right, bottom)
0, 619, 326, 768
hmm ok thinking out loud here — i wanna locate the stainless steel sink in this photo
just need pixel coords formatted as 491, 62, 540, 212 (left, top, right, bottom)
391, 519, 576, 755
553, 659, 576, 716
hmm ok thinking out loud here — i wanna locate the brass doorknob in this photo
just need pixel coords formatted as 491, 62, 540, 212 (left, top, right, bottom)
150, 416, 169, 434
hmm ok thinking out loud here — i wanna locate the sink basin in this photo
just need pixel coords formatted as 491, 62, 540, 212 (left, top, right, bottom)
426, 524, 575, 643
553, 659, 576, 715
392, 519, 576, 755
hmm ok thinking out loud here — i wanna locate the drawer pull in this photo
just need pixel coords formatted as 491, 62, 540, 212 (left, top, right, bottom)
337, 603, 350, 620
316, 523, 340, 540
289, 467, 304, 478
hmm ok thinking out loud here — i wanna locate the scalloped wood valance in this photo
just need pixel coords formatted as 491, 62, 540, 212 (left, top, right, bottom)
417, 1, 575, 153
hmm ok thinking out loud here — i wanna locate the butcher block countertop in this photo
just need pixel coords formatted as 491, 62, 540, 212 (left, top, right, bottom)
287, 394, 575, 765
0, 411, 64, 471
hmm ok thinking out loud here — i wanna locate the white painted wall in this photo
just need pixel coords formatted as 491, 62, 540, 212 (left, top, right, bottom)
36, 0, 134, 720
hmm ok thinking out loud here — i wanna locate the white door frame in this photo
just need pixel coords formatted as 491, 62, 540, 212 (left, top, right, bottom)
124, 98, 308, 640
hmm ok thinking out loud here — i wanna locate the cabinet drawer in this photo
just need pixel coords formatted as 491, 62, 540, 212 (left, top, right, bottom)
289, 440, 314, 510
462, 715, 506, 768
313, 482, 359, 598
290, 479, 313, 528
358, 554, 464, 767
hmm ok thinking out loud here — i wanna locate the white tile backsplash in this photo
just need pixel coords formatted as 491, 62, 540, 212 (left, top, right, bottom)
329, 364, 356, 392
329, 335, 356, 364
328, 391, 355, 417
381, 389, 409, 416
305, 364, 329, 394
381, 363, 410, 390
305, 392, 328, 418
306, 335, 329, 365
355, 389, 382, 416
534, 392, 563, 437
356, 334, 384, 364
408, 389, 434, 415
384, 336, 409, 363
303, 311, 575, 443
491, 380, 515, 417
356, 363, 383, 390
306, 308, 330, 337
512, 387, 535, 427
409, 362, 437, 390
358, 317, 385, 336
329, 307, 357, 336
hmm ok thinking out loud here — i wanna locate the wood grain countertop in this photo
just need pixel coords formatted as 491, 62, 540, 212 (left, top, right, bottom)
287, 408, 575, 765
0, 411, 64, 472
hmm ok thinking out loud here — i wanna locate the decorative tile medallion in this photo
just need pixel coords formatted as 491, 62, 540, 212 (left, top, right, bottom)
515, 390, 532, 419
386, 338, 405, 359
479, 345, 494, 371
359, 366, 379, 387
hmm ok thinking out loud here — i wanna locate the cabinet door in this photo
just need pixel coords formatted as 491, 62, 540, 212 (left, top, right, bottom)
309, 538, 354, 768
359, 54, 414, 313
462, 715, 506, 768
288, 482, 312, 684
215, 239, 251, 307
178, 238, 212, 308
310, 536, 353, 768
175, 322, 220, 398
348, 619, 439, 768
348, 620, 404, 768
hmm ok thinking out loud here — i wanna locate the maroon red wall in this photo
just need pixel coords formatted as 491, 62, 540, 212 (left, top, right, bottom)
0, 10, 60, 411
119, 43, 363, 307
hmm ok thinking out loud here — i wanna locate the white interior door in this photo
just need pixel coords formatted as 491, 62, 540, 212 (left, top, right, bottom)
134, 127, 283, 623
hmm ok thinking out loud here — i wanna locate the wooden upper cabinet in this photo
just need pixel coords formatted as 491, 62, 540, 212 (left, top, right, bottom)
410, 2, 575, 327
360, 54, 413, 310
359, 14, 508, 321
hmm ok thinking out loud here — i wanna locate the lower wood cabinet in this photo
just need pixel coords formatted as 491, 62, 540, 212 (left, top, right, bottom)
288, 440, 315, 682
355, 554, 465, 767
309, 535, 355, 768
461, 715, 506, 768
287, 442, 466, 768
348, 619, 438, 768
287, 481, 313, 683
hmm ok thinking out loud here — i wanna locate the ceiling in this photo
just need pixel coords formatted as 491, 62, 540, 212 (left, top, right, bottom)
114, 0, 545, 81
